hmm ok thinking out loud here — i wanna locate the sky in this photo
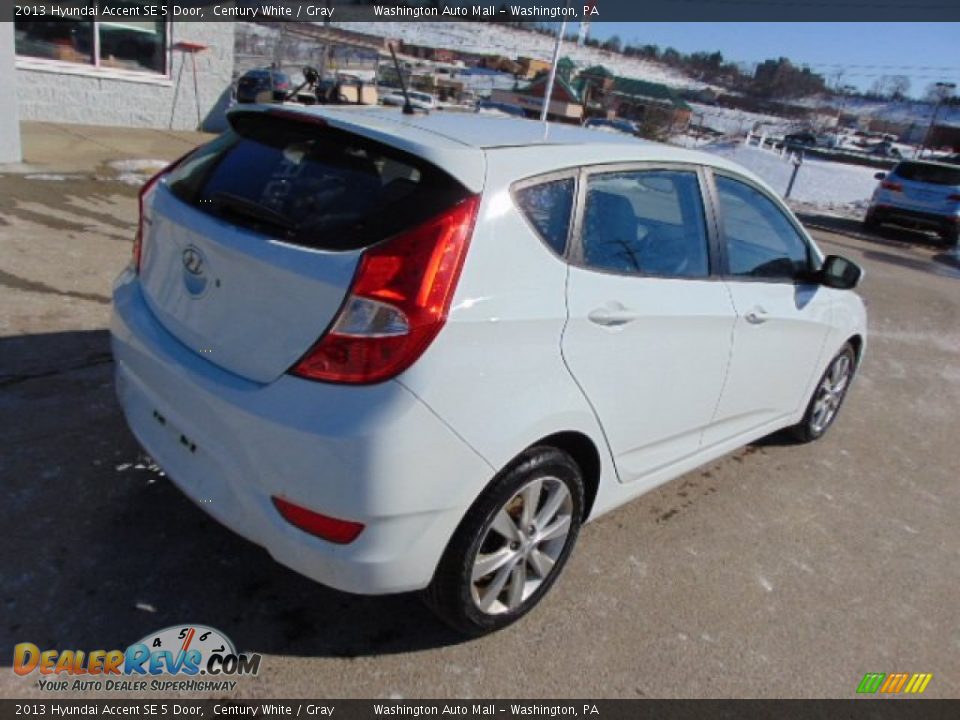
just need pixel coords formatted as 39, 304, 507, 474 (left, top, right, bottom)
585, 23, 959, 97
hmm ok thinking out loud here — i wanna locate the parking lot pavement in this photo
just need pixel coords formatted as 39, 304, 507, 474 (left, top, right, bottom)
1, 157, 958, 698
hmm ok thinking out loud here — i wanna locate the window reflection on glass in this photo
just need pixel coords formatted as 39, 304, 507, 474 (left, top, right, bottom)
15, 3, 167, 75
582, 171, 710, 278
99, 17, 166, 73
15, 9, 95, 65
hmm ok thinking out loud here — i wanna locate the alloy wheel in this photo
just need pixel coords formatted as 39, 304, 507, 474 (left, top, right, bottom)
470, 476, 574, 615
810, 353, 853, 435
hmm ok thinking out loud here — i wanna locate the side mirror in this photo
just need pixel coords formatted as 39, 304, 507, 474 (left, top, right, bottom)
819, 255, 863, 290
874, 171, 886, 180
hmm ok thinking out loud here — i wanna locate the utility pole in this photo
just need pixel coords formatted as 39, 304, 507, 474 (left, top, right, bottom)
918, 81, 956, 159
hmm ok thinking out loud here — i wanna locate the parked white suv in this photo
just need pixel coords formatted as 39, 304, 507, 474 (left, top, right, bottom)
111, 107, 867, 635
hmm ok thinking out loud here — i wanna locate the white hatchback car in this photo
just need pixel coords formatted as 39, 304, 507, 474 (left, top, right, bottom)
111, 107, 866, 635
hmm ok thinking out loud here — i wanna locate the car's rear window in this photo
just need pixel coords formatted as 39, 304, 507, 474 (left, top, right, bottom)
165, 111, 470, 250
893, 162, 960, 186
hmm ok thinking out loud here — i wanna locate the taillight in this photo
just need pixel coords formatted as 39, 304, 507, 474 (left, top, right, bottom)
292, 195, 480, 384
133, 151, 194, 273
881, 181, 902, 192
271, 496, 364, 544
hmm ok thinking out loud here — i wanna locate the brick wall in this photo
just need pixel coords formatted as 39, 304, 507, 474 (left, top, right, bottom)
15, 23, 234, 132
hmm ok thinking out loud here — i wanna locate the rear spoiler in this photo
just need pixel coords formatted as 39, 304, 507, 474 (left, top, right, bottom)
226, 105, 486, 194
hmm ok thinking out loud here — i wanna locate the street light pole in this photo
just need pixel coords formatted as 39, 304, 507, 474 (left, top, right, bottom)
540, 3, 571, 125
918, 81, 956, 159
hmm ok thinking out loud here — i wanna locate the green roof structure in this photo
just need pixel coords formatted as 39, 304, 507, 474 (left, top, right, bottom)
611, 77, 692, 111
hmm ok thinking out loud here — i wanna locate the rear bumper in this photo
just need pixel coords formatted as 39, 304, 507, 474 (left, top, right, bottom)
869, 204, 959, 233
110, 269, 493, 594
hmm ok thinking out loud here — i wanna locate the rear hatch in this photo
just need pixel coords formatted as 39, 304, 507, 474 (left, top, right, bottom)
137, 109, 475, 384
890, 161, 960, 213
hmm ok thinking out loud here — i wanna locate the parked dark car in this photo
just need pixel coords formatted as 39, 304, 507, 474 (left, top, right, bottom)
236, 69, 292, 104
783, 131, 817, 147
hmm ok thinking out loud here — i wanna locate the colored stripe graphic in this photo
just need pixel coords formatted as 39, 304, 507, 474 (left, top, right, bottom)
857, 673, 886, 693
904, 673, 933, 694
857, 672, 932, 694
879, 673, 909, 693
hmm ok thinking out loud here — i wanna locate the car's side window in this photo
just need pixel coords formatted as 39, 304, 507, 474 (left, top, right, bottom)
580, 169, 710, 278
514, 178, 575, 256
714, 175, 811, 280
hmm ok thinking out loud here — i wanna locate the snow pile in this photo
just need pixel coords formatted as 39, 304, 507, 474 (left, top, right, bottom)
107, 159, 169, 187
703, 142, 879, 218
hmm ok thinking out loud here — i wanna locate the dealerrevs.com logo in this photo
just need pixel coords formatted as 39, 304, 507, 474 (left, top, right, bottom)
13, 625, 261, 693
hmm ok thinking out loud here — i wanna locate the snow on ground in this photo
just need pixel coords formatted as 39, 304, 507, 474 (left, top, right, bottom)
688, 103, 799, 137
108, 159, 168, 174
333, 21, 711, 91
105, 159, 169, 187
703, 141, 879, 218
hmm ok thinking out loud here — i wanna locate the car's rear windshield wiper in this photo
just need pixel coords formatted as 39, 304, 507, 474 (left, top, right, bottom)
210, 192, 297, 235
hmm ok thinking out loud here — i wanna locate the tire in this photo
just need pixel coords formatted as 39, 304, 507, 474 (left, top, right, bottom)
940, 227, 959, 247
862, 213, 880, 231
423, 447, 585, 636
790, 343, 857, 443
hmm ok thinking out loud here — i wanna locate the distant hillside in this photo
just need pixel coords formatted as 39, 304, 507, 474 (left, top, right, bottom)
330, 21, 958, 131
332, 20, 710, 90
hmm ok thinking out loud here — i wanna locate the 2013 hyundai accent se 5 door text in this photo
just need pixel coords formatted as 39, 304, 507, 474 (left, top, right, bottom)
110, 106, 867, 635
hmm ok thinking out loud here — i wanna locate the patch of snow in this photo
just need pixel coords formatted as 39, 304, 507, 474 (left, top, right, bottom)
115, 173, 151, 187
703, 141, 880, 217
108, 159, 168, 174
333, 21, 712, 92
25, 173, 69, 181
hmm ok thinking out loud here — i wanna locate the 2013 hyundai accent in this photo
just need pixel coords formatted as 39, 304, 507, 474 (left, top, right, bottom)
111, 106, 867, 635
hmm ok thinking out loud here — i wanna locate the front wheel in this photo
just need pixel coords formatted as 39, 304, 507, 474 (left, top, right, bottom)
790, 343, 857, 443
424, 447, 584, 636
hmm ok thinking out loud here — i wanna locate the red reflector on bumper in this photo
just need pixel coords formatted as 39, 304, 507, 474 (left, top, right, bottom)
271, 496, 364, 544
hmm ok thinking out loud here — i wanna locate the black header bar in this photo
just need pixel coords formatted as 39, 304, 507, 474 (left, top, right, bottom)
2, 700, 960, 720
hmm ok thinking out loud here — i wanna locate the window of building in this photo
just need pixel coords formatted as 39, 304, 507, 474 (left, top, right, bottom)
15, 6, 169, 76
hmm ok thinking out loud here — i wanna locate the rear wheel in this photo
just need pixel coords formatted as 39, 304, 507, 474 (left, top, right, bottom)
862, 212, 880, 231
424, 447, 584, 636
790, 344, 857, 443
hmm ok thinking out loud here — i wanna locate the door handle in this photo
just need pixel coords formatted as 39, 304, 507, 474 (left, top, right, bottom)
588, 304, 641, 327
744, 307, 769, 325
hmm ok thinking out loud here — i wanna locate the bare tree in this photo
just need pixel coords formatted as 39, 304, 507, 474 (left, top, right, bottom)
888, 75, 911, 100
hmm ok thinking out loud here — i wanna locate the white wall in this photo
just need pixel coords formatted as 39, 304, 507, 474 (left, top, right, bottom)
0, 22, 23, 163
15, 23, 234, 131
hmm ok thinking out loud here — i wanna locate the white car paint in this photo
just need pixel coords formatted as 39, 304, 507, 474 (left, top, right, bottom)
111, 107, 867, 596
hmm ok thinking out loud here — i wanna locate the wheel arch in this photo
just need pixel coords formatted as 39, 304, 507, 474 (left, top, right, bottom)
523, 430, 602, 522
847, 333, 865, 366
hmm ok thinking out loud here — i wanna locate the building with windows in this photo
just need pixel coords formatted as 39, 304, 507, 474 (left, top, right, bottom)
575, 67, 692, 135
489, 73, 584, 123
7, 17, 234, 134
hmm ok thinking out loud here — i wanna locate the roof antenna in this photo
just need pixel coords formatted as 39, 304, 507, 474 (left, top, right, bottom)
389, 43, 415, 115
540, 1, 570, 139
